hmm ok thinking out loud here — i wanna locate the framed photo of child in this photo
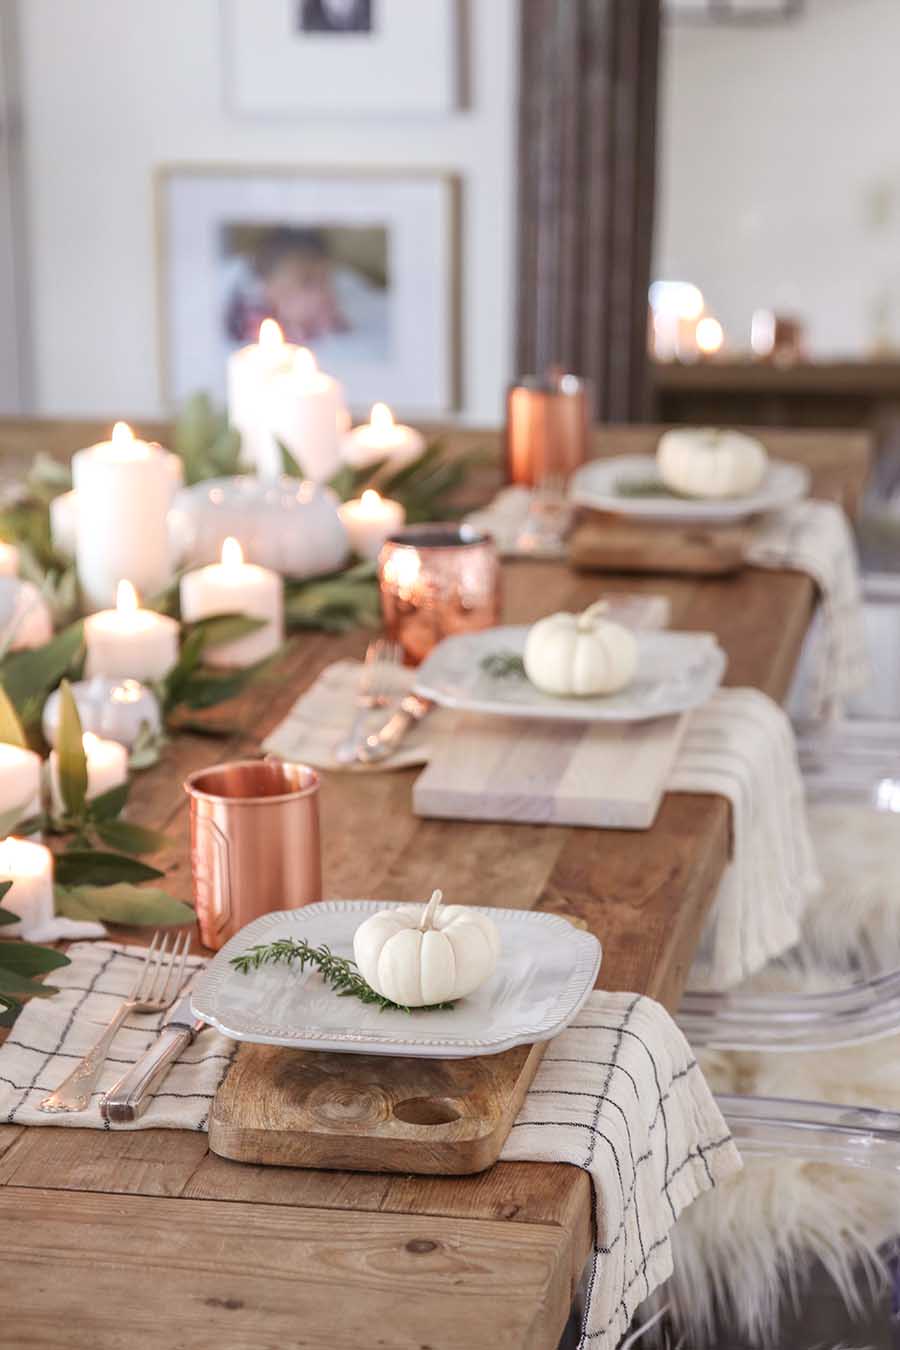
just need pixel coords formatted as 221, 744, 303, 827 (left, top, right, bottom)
157, 166, 459, 415
223, 0, 461, 115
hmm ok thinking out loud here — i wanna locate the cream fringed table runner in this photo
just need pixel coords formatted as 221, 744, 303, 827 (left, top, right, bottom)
0, 950, 740, 1350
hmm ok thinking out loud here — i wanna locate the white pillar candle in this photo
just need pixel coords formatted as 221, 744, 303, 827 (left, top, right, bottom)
84, 580, 179, 682
73, 421, 175, 610
49, 489, 79, 557
42, 676, 161, 750
179, 536, 283, 669
227, 318, 297, 479
0, 541, 18, 576
338, 489, 406, 561
268, 346, 343, 484
0, 744, 42, 823
50, 731, 128, 815
0, 837, 55, 938
0, 578, 53, 651
341, 403, 425, 473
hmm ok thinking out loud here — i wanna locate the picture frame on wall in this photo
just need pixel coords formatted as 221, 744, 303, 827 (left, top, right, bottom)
156, 166, 459, 415
222, 0, 461, 116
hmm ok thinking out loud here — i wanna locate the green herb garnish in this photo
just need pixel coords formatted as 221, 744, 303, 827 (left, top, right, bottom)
615, 477, 692, 499
230, 937, 456, 1014
480, 650, 527, 679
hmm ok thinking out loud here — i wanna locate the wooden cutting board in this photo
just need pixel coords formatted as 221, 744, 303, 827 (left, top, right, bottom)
209, 1039, 547, 1175
413, 710, 688, 830
570, 512, 750, 576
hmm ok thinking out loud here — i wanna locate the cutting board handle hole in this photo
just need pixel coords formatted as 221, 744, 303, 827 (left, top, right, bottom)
393, 1096, 463, 1126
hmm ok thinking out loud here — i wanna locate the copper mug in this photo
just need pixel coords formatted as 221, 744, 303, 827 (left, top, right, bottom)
184, 758, 321, 950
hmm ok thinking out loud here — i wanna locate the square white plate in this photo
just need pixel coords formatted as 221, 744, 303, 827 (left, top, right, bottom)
570, 453, 810, 523
191, 902, 602, 1058
413, 627, 726, 723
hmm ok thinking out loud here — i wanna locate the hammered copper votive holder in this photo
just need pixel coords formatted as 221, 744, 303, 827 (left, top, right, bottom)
378, 524, 502, 666
184, 758, 321, 950
506, 372, 592, 487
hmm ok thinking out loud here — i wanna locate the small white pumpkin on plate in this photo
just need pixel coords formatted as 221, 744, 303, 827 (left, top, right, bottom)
523, 600, 638, 697
353, 890, 500, 1007
657, 427, 768, 500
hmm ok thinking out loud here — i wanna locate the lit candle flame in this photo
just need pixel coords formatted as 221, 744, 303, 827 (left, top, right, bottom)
360, 488, 383, 511
116, 579, 139, 614
696, 316, 725, 356
221, 536, 244, 568
259, 318, 283, 350
111, 421, 134, 449
370, 402, 394, 433
294, 347, 318, 381
111, 679, 143, 705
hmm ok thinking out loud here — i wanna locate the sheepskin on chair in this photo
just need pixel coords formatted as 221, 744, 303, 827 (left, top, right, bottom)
641, 966, 900, 1347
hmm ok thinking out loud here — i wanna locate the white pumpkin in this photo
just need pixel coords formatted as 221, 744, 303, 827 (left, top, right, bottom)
657, 427, 768, 499
523, 601, 638, 697
353, 890, 500, 1006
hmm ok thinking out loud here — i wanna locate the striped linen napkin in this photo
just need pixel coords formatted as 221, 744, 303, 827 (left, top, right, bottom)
0, 948, 740, 1350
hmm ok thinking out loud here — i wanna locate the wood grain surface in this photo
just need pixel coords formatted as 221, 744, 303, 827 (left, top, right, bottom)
570, 513, 752, 576
210, 1040, 547, 1175
0, 418, 871, 1350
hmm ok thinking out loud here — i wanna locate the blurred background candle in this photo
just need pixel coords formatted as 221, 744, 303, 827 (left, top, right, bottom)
84, 579, 179, 681
341, 402, 425, 473
43, 676, 161, 750
227, 317, 295, 477
0, 837, 55, 938
0, 744, 42, 823
49, 489, 78, 557
0, 578, 53, 651
505, 373, 591, 488
73, 421, 175, 609
0, 542, 18, 576
50, 732, 128, 815
339, 489, 405, 560
180, 536, 283, 668
268, 346, 344, 483
378, 525, 501, 665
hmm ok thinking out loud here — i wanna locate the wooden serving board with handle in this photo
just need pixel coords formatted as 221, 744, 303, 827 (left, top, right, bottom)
570, 511, 751, 576
209, 1039, 546, 1175
413, 710, 689, 830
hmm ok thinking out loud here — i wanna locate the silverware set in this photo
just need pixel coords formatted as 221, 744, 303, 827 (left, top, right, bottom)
39, 931, 201, 1120
333, 637, 430, 764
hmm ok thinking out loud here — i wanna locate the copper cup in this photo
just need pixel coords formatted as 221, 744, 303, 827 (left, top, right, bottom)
505, 372, 592, 487
378, 523, 502, 666
184, 758, 321, 950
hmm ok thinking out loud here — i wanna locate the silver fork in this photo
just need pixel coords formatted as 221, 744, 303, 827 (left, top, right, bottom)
333, 638, 402, 764
39, 932, 191, 1114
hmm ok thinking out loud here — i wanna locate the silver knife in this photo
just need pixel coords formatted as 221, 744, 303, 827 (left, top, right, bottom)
100, 993, 207, 1124
356, 693, 434, 764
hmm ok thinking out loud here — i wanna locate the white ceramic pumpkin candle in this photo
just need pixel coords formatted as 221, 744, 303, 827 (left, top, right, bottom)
84, 580, 179, 683
524, 601, 638, 697
338, 489, 405, 561
657, 428, 768, 500
0, 744, 42, 823
73, 421, 176, 609
42, 677, 161, 750
353, 890, 500, 1007
341, 402, 425, 473
50, 732, 128, 815
179, 537, 283, 669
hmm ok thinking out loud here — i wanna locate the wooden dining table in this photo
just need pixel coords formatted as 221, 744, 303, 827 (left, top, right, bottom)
0, 418, 870, 1350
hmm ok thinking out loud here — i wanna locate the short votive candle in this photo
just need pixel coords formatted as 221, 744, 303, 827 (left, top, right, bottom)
0, 836, 55, 939
84, 579, 179, 683
179, 537, 283, 669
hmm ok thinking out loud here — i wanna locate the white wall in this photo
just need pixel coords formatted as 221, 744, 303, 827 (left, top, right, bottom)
17, 0, 518, 423
655, 0, 900, 357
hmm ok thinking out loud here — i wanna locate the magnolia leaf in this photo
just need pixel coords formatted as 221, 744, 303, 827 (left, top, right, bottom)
0, 909, 19, 927
186, 612, 267, 650
55, 850, 165, 888
55, 883, 194, 927
277, 438, 304, 479
0, 685, 26, 748
128, 723, 166, 771
0, 967, 61, 998
176, 665, 265, 711
26, 452, 72, 496
159, 627, 207, 712
0, 798, 35, 838
93, 819, 170, 857
0, 942, 70, 977
0, 999, 22, 1026
57, 679, 88, 818
86, 780, 131, 822
0, 619, 84, 714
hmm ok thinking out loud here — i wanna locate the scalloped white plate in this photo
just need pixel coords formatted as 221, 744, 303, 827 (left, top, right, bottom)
570, 453, 810, 523
190, 902, 602, 1058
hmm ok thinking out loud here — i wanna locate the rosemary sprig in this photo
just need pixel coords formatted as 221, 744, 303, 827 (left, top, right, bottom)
615, 477, 691, 500
230, 938, 456, 1014
480, 650, 527, 679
